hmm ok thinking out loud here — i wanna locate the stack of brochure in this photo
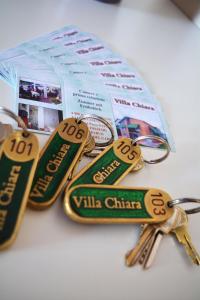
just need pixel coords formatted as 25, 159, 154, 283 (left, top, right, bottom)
0, 25, 173, 148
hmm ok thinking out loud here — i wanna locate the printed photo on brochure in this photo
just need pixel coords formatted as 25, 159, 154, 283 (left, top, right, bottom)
112, 97, 168, 147
17, 77, 64, 133
18, 102, 63, 133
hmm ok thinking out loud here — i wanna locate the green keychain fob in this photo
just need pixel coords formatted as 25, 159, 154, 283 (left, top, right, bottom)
28, 118, 89, 209
0, 130, 39, 249
66, 138, 142, 191
64, 184, 173, 223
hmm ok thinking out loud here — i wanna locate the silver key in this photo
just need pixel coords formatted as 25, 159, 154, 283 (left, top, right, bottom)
140, 206, 189, 269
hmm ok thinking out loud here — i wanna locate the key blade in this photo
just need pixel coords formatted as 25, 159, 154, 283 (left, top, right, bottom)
183, 233, 200, 265
125, 225, 155, 267
142, 232, 164, 269
140, 207, 183, 269
173, 222, 200, 266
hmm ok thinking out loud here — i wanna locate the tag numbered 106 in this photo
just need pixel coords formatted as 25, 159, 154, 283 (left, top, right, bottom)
28, 118, 89, 209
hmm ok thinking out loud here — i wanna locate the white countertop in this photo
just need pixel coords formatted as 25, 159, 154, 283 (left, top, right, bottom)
0, 0, 200, 299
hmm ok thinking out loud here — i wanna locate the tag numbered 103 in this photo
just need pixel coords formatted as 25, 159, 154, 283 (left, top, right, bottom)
65, 184, 200, 268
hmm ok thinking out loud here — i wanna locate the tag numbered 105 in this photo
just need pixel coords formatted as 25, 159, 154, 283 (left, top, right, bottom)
66, 137, 142, 192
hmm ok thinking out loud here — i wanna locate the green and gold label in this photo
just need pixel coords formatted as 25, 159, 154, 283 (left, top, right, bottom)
0, 131, 39, 249
28, 118, 89, 209
65, 185, 173, 223
67, 138, 142, 190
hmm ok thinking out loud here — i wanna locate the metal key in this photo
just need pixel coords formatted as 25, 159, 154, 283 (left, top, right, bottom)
138, 230, 163, 266
125, 224, 156, 267
172, 208, 200, 265
126, 207, 182, 268
139, 206, 187, 269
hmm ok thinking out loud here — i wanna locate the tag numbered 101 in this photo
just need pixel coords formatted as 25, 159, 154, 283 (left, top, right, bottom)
0, 107, 39, 250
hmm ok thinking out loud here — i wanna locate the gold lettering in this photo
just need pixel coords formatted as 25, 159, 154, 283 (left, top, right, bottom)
105, 197, 115, 209
46, 144, 70, 173
30, 175, 53, 198
93, 172, 104, 184
72, 196, 83, 208
0, 165, 21, 206
72, 196, 102, 208
0, 209, 7, 230
93, 160, 121, 184
105, 197, 142, 210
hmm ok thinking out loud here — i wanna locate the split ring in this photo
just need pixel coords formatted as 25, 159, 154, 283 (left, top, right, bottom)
132, 135, 170, 164
168, 198, 200, 214
0, 106, 28, 133
77, 114, 114, 147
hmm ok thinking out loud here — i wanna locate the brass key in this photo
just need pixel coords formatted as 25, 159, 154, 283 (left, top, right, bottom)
139, 207, 186, 269
172, 208, 200, 265
125, 224, 156, 267
126, 207, 181, 268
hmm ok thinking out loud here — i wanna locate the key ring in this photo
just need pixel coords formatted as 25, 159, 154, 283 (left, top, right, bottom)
0, 106, 28, 136
132, 135, 170, 164
76, 114, 114, 157
168, 198, 200, 214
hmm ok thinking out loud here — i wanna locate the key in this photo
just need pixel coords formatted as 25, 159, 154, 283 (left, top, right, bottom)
126, 206, 182, 268
141, 207, 199, 268
172, 208, 200, 265
125, 225, 156, 266
141, 206, 186, 268
138, 230, 162, 265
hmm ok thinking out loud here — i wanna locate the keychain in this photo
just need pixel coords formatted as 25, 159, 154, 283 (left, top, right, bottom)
0, 107, 39, 249
28, 114, 114, 209
64, 184, 174, 223
64, 183, 200, 268
65, 135, 170, 193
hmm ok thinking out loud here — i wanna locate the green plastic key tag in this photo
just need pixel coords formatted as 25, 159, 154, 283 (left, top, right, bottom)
28, 118, 89, 209
66, 137, 142, 191
0, 130, 39, 249
64, 185, 174, 224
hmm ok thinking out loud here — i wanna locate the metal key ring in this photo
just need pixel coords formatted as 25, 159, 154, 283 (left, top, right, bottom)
131, 135, 170, 164
76, 114, 114, 147
168, 198, 200, 214
0, 106, 28, 136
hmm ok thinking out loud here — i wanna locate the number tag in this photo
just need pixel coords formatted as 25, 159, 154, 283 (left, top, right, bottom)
66, 138, 141, 191
28, 118, 89, 209
64, 185, 174, 224
0, 131, 39, 249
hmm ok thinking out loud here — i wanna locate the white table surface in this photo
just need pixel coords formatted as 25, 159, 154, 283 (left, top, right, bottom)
0, 0, 200, 299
